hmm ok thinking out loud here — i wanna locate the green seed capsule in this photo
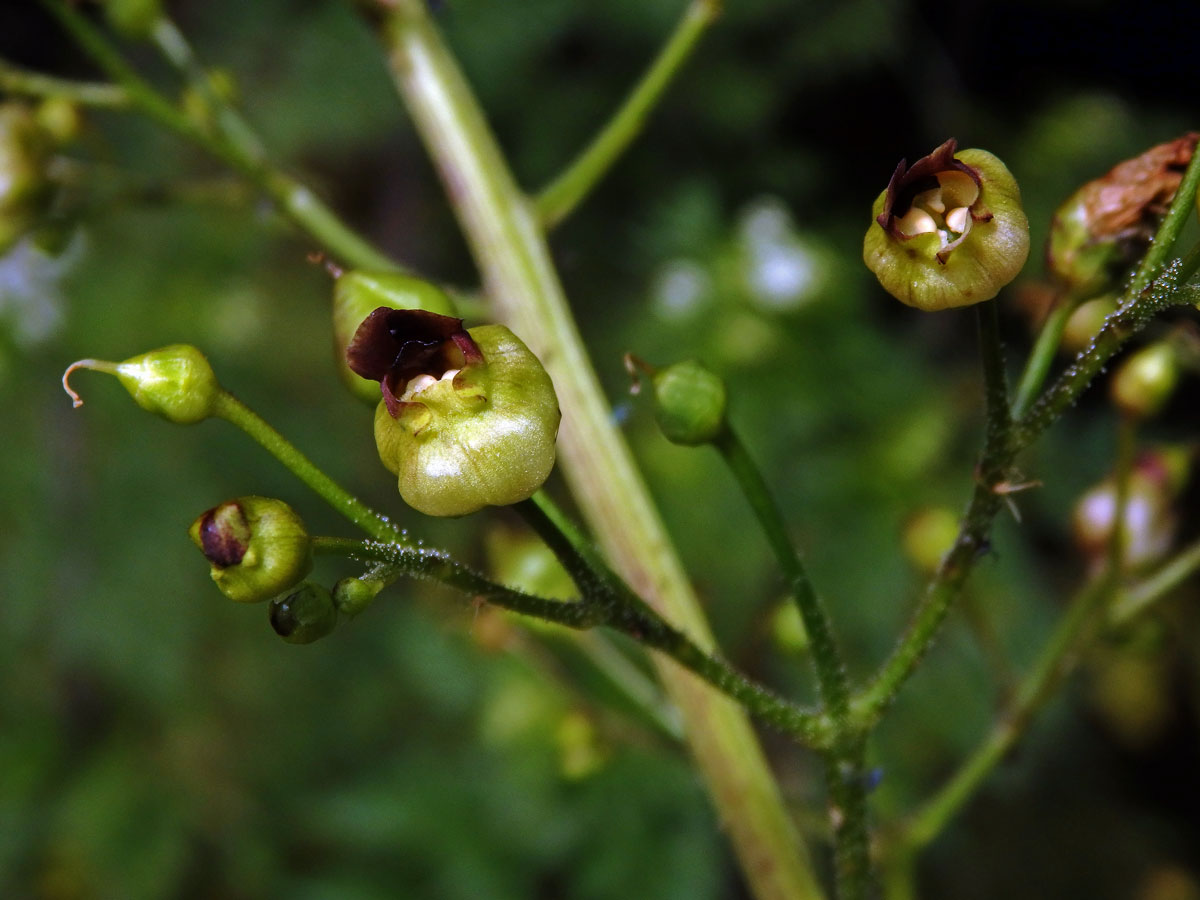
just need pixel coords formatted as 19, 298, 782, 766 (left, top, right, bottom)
63, 345, 222, 424
863, 139, 1029, 310
189, 497, 312, 603
269, 581, 337, 644
651, 360, 728, 446
332, 271, 456, 406
348, 309, 560, 517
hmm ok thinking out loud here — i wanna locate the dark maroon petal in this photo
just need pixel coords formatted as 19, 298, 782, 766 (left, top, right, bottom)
877, 138, 984, 239
346, 308, 468, 383
199, 502, 249, 568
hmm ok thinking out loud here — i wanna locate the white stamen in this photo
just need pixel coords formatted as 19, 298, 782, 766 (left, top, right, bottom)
945, 206, 971, 234
895, 207, 938, 237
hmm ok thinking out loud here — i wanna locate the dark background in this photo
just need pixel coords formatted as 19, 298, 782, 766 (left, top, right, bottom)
3, 0, 1199, 897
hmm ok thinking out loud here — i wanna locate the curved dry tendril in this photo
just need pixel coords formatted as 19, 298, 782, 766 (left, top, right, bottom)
62, 359, 119, 408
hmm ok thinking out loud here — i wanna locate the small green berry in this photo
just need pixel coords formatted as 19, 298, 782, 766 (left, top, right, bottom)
1111, 341, 1180, 419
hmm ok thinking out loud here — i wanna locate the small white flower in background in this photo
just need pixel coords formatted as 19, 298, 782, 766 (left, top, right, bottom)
0, 232, 83, 346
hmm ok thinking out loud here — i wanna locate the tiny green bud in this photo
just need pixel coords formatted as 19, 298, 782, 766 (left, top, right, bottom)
650, 359, 729, 446
269, 581, 337, 644
35, 97, 83, 146
332, 270, 455, 406
63, 345, 222, 424
347, 309, 560, 517
189, 497, 312, 603
1111, 341, 1180, 419
1049, 134, 1197, 294
332, 576, 380, 618
863, 139, 1029, 310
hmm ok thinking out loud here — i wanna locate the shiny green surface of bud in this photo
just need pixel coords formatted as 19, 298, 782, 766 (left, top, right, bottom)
1111, 342, 1180, 419
333, 271, 455, 406
348, 309, 560, 517
332, 576, 380, 619
63, 345, 222, 424
652, 359, 728, 446
270, 582, 337, 644
189, 496, 312, 603
864, 139, 1029, 310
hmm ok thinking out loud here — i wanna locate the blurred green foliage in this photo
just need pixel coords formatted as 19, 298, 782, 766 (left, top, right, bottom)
3, 0, 1200, 897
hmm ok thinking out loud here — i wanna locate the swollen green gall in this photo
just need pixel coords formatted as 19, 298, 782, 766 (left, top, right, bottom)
347, 308, 560, 517
189, 497, 312, 603
863, 139, 1029, 310
63, 345, 221, 424
1049, 134, 1197, 294
651, 360, 729, 446
332, 270, 456, 406
269, 582, 337, 644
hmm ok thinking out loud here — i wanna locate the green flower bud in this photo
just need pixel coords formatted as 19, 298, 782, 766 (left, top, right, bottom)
650, 359, 728, 446
63, 344, 222, 424
1049, 134, 1197, 294
35, 97, 83, 146
332, 270, 455, 406
0, 104, 53, 254
269, 581, 337, 644
189, 497, 312, 603
863, 139, 1029, 310
1111, 341, 1180, 419
332, 576, 381, 619
347, 309, 560, 517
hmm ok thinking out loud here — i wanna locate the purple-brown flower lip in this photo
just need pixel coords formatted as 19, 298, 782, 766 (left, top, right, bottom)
346, 307, 484, 418
198, 501, 250, 568
877, 138, 994, 263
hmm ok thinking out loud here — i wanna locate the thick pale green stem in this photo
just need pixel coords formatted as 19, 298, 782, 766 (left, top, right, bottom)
379, 4, 823, 898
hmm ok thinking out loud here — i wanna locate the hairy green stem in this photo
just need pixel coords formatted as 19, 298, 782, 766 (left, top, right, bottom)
1011, 289, 1085, 420
36, 0, 397, 272
714, 428, 849, 716
534, 0, 721, 228
897, 418, 1137, 853
853, 302, 1011, 727
378, 5, 824, 895
212, 392, 406, 545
